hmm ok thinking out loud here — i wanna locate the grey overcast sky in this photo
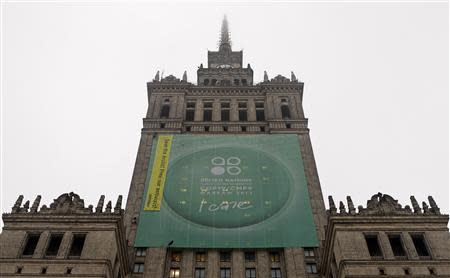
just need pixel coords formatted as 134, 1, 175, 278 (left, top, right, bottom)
1, 1, 448, 227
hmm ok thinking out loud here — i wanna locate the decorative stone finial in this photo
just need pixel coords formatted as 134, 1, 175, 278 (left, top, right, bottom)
346, 196, 356, 215
22, 200, 30, 213
182, 71, 187, 82
291, 71, 297, 82
12, 195, 24, 213
428, 196, 440, 214
30, 195, 41, 213
114, 195, 123, 213
410, 196, 421, 214
422, 202, 430, 214
264, 71, 269, 82
328, 196, 337, 215
154, 70, 160, 82
105, 201, 112, 213
339, 201, 346, 214
96, 195, 105, 213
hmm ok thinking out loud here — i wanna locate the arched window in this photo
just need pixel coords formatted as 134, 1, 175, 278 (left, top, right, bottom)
280, 99, 291, 119
203, 79, 210, 86
160, 99, 170, 118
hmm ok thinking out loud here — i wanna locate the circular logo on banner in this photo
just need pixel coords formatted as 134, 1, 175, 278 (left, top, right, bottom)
163, 147, 293, 228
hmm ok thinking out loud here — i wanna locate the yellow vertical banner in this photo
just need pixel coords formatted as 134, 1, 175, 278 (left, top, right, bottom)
144, 135, 173, 211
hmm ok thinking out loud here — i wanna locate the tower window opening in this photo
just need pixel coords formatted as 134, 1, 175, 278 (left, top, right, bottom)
270, 251, 280, 262
221, 102, 230, 121
306, 263, 318, 274
169, 268, 180, 278
244, 251, 255, 262
220, 268, 231, 278
185, 102, 196, 121
271, 268, 282, 278
211, 79, 217, 86
245, 268, 256, 278
220, 79, 231, 86
203, 101, 213, 122
388, 234, 406, 257
171, 251, 182, 262
45, 234, 63, 257
304, 248, 315, 257
255, 102, 265, 121
220, 251, 231, 262
204, 79, 210, 86
160, 104, 170, 118
241, 79, 247, 85
410, 234, 430, 257
133, 263, 144, 273
22, 233, 40, 257
281, 104, 291, 120
234, 79, 240, 85
238, 102, 248, 121
135, 247, 146, 257
195, 268, 205, 278
195, 251, 207, 262
365, 234, 382, 258
68, 234, 86, 258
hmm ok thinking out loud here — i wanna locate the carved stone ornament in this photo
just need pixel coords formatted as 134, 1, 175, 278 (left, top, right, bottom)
270, 74, 291, 83
358, 192, 412, 216
40, 192, 92, 214
161, 75, 181, 83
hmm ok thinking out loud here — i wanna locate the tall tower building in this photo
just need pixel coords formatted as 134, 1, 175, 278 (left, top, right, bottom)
1, 16, 449, 278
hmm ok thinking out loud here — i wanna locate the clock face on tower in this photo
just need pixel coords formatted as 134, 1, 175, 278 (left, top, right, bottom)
217, 64, 232, 69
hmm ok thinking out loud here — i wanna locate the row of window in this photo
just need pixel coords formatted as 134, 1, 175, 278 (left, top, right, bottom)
22, 233, 86, 258
135, 249, 316, 262
159, 99, 292, 121
202, 78, 248, 86
364, 233, 430, 259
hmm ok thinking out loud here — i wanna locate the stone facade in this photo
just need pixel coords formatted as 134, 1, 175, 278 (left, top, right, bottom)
1, 16, 449, 278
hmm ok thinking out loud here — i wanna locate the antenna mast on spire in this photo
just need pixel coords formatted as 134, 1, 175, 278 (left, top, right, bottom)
219, 15, 232, 51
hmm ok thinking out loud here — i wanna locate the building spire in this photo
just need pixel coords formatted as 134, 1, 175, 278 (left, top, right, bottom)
219, 15, 231, 52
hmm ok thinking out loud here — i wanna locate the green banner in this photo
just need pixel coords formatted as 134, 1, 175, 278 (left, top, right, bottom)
135, 134, 318, 248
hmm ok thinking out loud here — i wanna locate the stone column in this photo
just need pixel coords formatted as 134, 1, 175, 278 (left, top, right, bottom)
33, 231, 50, 259
402, 232, 419, 260
212, 99, 221, 122
57, 232, 72, 259
247, 98, 256, 121
378, 232, 395, 260
230, 99, 239, 122
181, 250, 194, 278
232, 250, 244, 278
208, 250, 219, 278
256, 250, 269, 278
194, 99, 203, 121
284, 247, 306, 278
176, 95, 185, 119
152, 95, 162, 118
266, 95, 276, 120
145, 247, 166, 278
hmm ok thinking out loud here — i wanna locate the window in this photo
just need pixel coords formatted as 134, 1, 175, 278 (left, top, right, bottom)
271, 268, 282, 278
241, 79, 247, 85
211, 79, 217, 86
68, 234, 86, 258
245, 268, 256, 278
169, 268, 180, 278
160, 99, 171, 118
244, 251, 255, 262
304, 248, 315, 257
220, 251, 231, 262
220, 79, 231, 86
135, 247, 146, 257
196, 251, 207, 262
45, 234, 63, 257
270, 252, 280, 262
171, 251, 182, 262
195, 268, 205, 278
185, 102, 196, 121
203, 102, 213, 121
22, 233, 40, 257
410, 234, 430, 257
388, 235, 406, 257
234, 79, 240, 85
133, 263, 144, 273
365, 234, 382, 257
221, 102, 230, 121
281, 105, 290, 119
255, 102, 265, 121
238, 102, 248, 121
305, 263, 318, 274
220, 268, 231, 278
204, 79, 210, 86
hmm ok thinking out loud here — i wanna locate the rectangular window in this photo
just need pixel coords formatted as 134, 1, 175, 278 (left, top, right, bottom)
271, 268, 282, 278
22, 233, 40, 257
133, 263, 144, 273
221, 102, 230, 121
68, 234, 86, 257
255, 102, 265, 121
185, 102, 196, 121
135, 247, 146, 257
304, 248, 315, 257
195, 268, 205, 278
220, 268, 231, 278
306, 263, 318, 274
220, 251, 231, 262
244, 251, 255, 262
171, 251, 182, 262
270, 251, 280, 262
239, 110, 247, 121
45, 234, 63, 257
365, 234, 382, 257
245, 268, 256, 278
388, 235, 406, 257
196, 251, 207, 262
169, 268, 180, 278
411, 234, 430, 257
203, 102, 213, 122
